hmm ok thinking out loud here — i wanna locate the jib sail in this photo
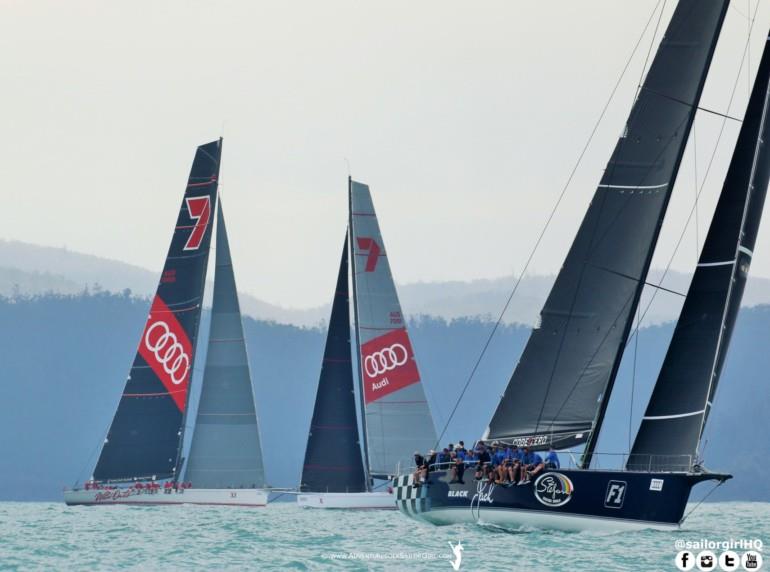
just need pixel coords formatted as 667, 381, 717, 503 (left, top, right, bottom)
184, 200, 266, 488
300, 233, 367, 492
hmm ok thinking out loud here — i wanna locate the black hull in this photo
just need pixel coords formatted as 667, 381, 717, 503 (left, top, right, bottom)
394, 469, 728, 531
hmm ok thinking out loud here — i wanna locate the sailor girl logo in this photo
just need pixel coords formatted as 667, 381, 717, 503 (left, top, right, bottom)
533, 472, 574, 507
360, 329, 420, 403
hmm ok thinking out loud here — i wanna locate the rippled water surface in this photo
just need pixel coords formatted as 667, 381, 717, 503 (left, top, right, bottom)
1, 501, 767, 570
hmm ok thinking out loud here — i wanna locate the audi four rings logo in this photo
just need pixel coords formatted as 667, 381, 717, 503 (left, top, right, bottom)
144, 321, 190, 385
364, 343, 408, 378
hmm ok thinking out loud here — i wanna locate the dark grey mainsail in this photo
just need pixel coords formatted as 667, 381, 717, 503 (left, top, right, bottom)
629, 32, 770, 471
300, 234, 367, 493
349, 179, 437, 478
184, 201, 266, 488
94, 140, 220, 482
484, 0, 729, 460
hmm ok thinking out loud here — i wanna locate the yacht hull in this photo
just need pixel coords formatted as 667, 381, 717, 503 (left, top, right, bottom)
64, 487, 268, 507
394, 469, 727, 531
297, 491, 395, 509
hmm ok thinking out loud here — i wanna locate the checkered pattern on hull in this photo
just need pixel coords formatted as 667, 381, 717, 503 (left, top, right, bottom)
393, 474, 429, 519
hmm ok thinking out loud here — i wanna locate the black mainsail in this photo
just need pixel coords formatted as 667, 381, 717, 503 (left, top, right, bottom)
629, 31, 770, 471
184, 200, 266, 488
301, 233, 367, 493
94, 139, 221, 482
484, 1, 729, 461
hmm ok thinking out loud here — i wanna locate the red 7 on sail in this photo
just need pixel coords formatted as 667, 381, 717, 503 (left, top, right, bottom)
183, 195, 212, 251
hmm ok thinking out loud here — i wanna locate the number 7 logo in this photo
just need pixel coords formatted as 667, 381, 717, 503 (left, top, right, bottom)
356, 237, 381, 272
183, 196, 211, 251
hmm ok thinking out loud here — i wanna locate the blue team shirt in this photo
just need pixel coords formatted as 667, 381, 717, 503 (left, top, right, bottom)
545, 451, 560, 468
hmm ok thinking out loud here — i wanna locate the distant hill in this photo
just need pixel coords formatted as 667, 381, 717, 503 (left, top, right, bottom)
5, 239, 770, 328
0, 292, 767, 502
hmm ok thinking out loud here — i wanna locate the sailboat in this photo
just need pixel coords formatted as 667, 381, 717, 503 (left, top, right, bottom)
65, 139, 269, 506
297, 178, 438, 509
395, 0, 770, 531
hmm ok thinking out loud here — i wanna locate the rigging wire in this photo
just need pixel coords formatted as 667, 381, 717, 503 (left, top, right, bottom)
628, 305, 640, 453
693, 125, 700, 261
682, 479, 727, 522
432, 0, 667, 449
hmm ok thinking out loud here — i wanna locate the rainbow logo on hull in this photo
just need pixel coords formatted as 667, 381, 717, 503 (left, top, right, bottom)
533, 472, 575, 507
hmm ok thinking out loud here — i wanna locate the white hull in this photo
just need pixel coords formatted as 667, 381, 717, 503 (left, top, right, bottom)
412, 506, 680, 532
64, 487, 268, 507
296, 491, 395, 510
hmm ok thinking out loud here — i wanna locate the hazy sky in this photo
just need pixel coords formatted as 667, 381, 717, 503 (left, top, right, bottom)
3, 1, 770, 308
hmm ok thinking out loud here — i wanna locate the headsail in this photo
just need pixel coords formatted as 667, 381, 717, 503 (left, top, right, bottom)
184, 200, 266, 488
300, 233, 367, 493
94, 139, 221, 482
349, 179, 437, 477
629, 31, 770, 471
484, 1, 729, 460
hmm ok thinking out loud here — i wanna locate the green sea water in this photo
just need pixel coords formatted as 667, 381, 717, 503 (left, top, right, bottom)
0, 501, 767, 571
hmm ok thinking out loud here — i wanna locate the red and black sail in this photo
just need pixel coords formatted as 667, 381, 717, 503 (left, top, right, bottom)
93, 139, 221, 482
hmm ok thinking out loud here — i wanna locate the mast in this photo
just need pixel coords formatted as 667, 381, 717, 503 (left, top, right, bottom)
629, 29, 770, 471
349, 176, 372, 489
93, 138, 220, 483
481, 0, 729, 467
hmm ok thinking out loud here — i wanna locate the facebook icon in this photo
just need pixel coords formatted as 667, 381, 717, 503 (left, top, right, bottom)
675, 550, 695, 571
604, 480, 627, 508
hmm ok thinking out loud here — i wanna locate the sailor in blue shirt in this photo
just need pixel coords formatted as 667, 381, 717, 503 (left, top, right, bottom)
518, 447, 545, 484
545, 448, 560, 469
494, 447, 506, 467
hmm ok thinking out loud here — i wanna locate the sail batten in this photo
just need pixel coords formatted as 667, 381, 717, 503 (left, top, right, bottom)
484, 1, 729, 458
93, 139, 221, 482
630, 31, 770, 470
184, 200, 266, 488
